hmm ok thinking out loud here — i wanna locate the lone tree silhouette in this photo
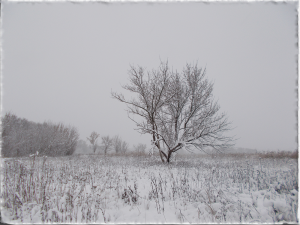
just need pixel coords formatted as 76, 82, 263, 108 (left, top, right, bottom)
101, 135, 113, 155
87, 131, 100, 154
112, 61, 234, 163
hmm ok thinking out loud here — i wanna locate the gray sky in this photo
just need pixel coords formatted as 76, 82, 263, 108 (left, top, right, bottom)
2, 2, 298, 151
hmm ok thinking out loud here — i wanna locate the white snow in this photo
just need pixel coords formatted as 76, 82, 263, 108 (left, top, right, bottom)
1, 154, 298, 223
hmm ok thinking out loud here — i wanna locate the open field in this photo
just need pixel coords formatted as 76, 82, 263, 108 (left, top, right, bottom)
1, 153, 298, 223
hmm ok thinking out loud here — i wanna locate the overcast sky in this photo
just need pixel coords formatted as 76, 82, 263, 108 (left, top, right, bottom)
2, 2, 298, 151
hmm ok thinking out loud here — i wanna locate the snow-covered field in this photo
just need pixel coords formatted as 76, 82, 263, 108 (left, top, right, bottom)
1, 153, 298, 223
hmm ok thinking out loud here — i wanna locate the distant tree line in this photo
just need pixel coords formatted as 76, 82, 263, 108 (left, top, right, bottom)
77, 133, 146, 156
1, 112, 79, 157
85, 133, 129, 155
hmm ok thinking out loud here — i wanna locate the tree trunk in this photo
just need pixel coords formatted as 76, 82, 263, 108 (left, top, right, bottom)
166, 151, 172, 163
159, 150, 165, 163
155, 143, 168, 163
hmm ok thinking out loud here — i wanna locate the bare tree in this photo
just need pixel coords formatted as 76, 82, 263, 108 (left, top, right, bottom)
87, 131, 100, 154
134, 143, 147, 155
121, 140, 129, 154
101, 135, 113, 155
76, 139, 90, 154
112, 135, 122, 153
112, 62, 171, 162
50, 122, 79, 156
112, 61, 234, 163
112, 135, 129, 154
1, 112, 79, 157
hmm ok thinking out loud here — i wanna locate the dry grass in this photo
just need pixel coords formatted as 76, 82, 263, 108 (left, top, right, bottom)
257, 150, 298, 159
2, 150, 298, 223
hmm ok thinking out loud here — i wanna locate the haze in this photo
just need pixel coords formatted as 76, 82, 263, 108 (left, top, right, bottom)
2, 2, 297, 151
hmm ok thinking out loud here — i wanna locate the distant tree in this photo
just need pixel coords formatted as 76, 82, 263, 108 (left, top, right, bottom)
112, 135, 122, 153
1, 112, 79, 157
3, 114, 36, 157
121, 140, 129, 154
87, 131, 100, 154
76, 139, 90, 154
112, 61, 234, 163
101, 135, 113, 155
52, 123, 79, 156
112, 135, 129, 154
134, 143, 147, 155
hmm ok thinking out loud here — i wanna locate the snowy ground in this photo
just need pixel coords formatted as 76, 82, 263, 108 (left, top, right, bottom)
1, 153, 298, 223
